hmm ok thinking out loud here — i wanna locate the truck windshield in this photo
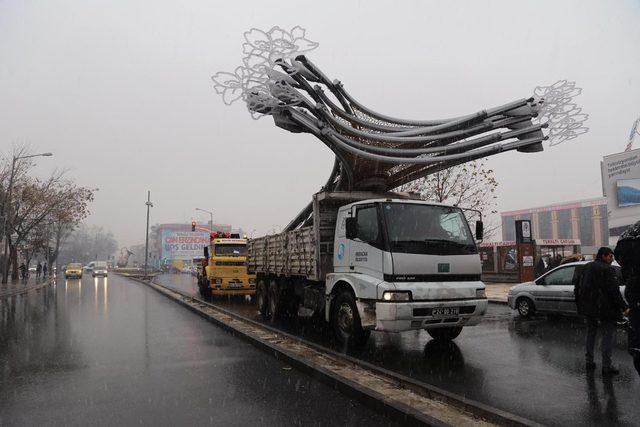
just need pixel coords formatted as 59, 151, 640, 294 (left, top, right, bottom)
214, 244, 247, 256
382, 203, 477, 255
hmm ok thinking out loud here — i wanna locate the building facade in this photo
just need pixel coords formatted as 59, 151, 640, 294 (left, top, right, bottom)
501, 197, 608, 255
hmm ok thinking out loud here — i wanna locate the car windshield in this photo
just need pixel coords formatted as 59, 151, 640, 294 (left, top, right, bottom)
214, 244, 247, 256
94, 262, 107, 268
68, 263, 82, 269
382, 203, 476, 255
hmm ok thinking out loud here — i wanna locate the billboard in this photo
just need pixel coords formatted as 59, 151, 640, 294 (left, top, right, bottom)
616, 178, 640, 207
161, 231, 209, 260
601, 148, 640, 237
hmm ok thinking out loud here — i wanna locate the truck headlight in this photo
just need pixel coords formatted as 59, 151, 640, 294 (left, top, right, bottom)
215, 278, 223, 284
476, 288, 486, 299
248, 278, 256, 284
382, 291, 412, 301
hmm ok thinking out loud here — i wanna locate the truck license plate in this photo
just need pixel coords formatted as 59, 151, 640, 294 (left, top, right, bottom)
228, 283, 243, 289
432, 307, 459, 317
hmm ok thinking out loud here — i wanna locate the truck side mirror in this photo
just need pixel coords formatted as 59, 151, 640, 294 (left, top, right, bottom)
475, 220, 484, 240
204, 247, 209, 259
345, 217, 357, 240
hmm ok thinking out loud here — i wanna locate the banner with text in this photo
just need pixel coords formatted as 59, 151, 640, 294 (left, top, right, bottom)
161, 231, 209, 260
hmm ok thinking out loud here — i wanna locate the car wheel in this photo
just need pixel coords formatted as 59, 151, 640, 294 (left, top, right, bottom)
427, 327, 463, 341
517, 297, 535, 318
331, 290, 370, 346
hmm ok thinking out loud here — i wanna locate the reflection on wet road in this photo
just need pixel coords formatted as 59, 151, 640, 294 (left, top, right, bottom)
0, 274, 400, 426
158, 274, 640, 426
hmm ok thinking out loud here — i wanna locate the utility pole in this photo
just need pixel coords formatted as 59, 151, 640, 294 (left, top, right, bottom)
144, 191, 153, 278
1, 152, 53, 284
195, 208, 214, 232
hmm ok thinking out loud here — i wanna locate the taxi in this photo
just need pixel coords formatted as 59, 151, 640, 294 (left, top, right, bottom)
65, 263, 83, 279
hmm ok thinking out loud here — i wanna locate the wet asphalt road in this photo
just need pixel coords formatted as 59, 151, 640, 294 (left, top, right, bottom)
0, 275, 402, 426
159, 274, 640, 426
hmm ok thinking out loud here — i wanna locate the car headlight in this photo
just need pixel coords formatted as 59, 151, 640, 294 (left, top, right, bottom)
382, 291, 412, 301
476, 288, 486, 299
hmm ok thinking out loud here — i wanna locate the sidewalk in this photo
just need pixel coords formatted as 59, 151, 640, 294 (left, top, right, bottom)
0, 276, 53, 299
485, 282, 513, 304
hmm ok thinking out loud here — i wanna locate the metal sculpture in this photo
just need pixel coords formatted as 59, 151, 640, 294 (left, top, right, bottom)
212, 26, 589, 229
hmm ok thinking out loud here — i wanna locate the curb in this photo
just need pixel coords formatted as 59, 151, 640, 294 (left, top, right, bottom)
123, 274, 541, 427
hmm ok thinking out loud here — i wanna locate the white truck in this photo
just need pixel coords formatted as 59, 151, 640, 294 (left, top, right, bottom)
248, 191, 488, 345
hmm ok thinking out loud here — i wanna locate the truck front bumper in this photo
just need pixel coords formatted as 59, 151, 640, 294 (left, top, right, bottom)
374, 299, 488, 332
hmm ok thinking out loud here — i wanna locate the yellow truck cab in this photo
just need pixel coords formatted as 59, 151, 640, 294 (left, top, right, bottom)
197, 232, 256, 297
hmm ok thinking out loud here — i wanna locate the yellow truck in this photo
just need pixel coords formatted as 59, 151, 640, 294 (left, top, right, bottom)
197, 233, 256, 297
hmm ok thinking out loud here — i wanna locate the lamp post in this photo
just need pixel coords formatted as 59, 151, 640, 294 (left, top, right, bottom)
195, 208, 213, 232
144, 191, 153, 279
1, 152, 53, 284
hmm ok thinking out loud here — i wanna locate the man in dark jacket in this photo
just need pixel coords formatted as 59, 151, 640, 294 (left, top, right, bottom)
614, 221, 640, 377
575, 247, 628, 375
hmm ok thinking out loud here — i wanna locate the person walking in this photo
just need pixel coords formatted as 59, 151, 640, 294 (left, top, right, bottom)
36, 262, 42, 279
42, 263, 48, 278
614, 221, 640, 377
19, 262, 27, 281
575, 247, 628, 375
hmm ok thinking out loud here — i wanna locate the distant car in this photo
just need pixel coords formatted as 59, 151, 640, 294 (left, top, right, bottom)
29, 266, 36, 273
65, 263, 83, 279
92, 261, 108, 277
507, 261, 625, 317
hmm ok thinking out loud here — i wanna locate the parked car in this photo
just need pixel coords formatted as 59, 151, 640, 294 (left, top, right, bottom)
92, 261, 108, 277
65, 263, 83, 279
507, 261, 625, 317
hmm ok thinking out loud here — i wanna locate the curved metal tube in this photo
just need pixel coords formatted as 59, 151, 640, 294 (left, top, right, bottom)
331, 123, 546, 157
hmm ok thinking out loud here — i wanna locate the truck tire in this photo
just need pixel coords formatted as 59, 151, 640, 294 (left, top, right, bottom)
331, 291, 370, 346
256, 280, 269, 320
268, 280, 281, 323
427, 327, 463, 341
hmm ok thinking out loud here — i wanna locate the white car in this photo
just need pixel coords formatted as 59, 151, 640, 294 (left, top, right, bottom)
507, 261, 625, 317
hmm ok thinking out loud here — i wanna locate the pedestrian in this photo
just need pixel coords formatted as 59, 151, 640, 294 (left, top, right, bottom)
574, 247, 628, 375
42, 263, 48, 278
36, 262, 42, 278
19, 262, 27, 281
614, 221, 640, 377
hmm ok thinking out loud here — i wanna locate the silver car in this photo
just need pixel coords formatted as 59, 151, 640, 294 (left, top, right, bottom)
507, 261, 625, 317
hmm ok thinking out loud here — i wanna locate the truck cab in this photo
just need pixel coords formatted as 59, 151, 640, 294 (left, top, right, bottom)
329, 199, 487, 341
198, 233, 257, 297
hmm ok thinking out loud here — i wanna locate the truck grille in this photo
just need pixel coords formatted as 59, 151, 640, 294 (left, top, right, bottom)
216, 261, 246, 266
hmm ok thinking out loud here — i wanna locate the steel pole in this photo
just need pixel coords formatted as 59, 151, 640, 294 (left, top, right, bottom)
144, 191, 151, 278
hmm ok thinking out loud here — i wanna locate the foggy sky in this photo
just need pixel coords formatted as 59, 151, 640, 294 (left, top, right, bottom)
1, 0, 639, 248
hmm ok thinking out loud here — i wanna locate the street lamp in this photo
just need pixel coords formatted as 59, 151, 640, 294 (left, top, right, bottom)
144, 191, 154, 279
195, 208, 213, 231
1, 152, 53, 284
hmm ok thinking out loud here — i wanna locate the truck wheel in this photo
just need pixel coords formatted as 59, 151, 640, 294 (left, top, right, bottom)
427, 327, 463, 341
331, 291, 370, 346
268, 280, 281, 323
256, 280, 269, 320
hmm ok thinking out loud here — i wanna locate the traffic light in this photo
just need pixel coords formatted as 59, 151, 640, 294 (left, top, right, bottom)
191, 221, 196, 232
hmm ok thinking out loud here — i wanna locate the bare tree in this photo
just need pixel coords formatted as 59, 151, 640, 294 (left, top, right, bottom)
1, 146, 94, 280
397, 160, 499, 238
